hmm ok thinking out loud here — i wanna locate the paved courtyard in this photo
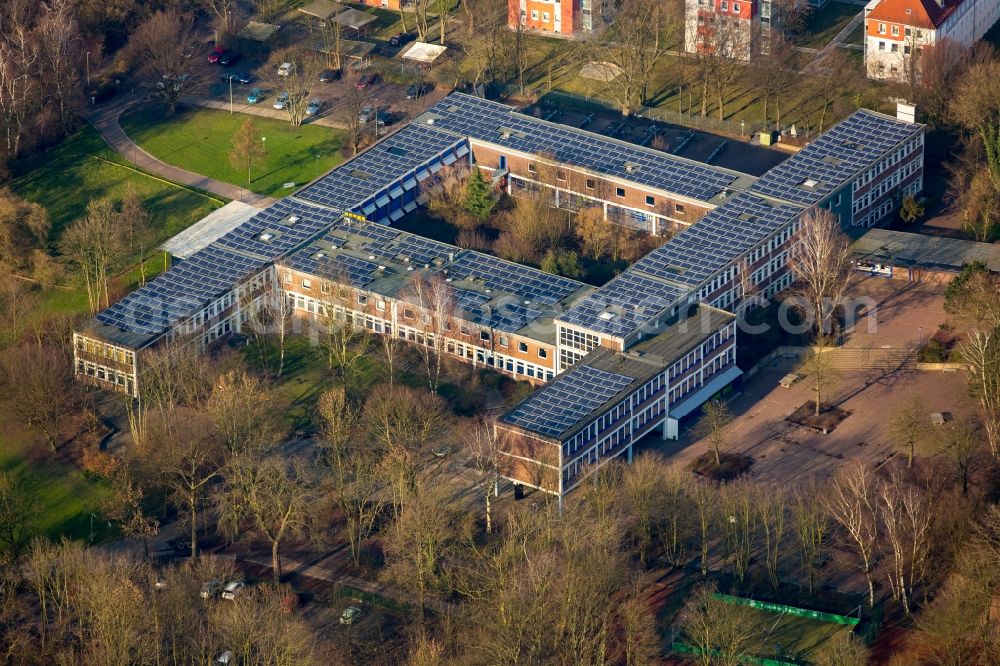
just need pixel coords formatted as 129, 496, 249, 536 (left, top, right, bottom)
658, 277, 972, 482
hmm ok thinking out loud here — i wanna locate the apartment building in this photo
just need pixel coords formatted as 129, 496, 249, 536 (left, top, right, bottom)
508, 0, 603, 37
685, 0, 760, 60
75, 93, 923, 502
864, 0, 1000, 80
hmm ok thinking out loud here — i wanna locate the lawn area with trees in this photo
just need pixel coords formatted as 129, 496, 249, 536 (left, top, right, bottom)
8, 126, 222, 241
119, 106, 348, 197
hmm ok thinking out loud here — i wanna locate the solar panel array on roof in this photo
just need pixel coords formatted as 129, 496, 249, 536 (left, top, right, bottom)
369, 234, 454, 266
560, 192, 802, 337
504, 365, 635, 439
448, 253, 581, 307
750, 110, 921, 206
559, 271, 685, 338
96, 199, 340, 339
420, 94, 746, 202
215, 199, 341, 259
295, 123, 468, 210
96, 244, 262, 335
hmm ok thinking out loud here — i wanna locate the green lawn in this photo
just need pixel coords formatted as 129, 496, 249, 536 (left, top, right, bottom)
120, 106, 348, 197
9, 125, 223, 244
799, 1, 861, 49
0, 424, 113, 543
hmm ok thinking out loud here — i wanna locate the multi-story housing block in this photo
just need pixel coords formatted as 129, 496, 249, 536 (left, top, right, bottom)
864, 0, 1000, 80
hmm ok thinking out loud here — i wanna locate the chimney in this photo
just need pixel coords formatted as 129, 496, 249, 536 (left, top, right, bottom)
896, 101, 917, 123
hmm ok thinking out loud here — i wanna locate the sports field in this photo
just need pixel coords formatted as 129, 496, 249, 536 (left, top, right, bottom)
743, 605, 853, 662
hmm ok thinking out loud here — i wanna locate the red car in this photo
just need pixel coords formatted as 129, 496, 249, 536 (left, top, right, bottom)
207, 46, 226, 64
355, 73, 378, 89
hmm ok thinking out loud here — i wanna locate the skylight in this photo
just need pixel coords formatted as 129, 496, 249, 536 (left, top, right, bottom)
800, 178, 819, 189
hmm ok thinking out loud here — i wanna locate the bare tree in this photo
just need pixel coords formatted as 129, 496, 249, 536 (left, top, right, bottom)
961, 328, 1000, 460
118, 184, 150, 286
677, 583, 763, 666
36, 0, 83, 135
204, 370, 280, 456
655, 462, 695, 567
0, 468, 36, 560
267, 49, 324, 127
0, 343, 78, 452
812, 631, 871, 666
316, 388, 385, 566
200, 0, 241, 43
690, 477, 717, 576
383, 482, 460, 624
334, 80, 374, 155
952, 59, 1000, 191
936, 419, 981, 494
889, 393, 930, 468
695, 399, 731, 466
798, 345, 839, 417
824, 463, 880, 607
105, 464, 159, 559
364, 384, 450, 526
128, 10, 197, 116
0, 3, 39, 160
584, 0, 680, 116
756, 482, 787, 589
877, 471, 932, 615
152, 409, 226, 558
792, 480, 829, 595
406, 270, 455, 394
467, 418, 507, 535
789, 207, 855, 337
219, 454, 314, 584
60, 198, 125, 313
718, 477, 757, 581
576, 206, 614, 260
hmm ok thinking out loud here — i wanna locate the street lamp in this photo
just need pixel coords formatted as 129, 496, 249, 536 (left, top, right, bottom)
229, 75, 234, 115
86, 51, 91, 87
741, 118, 745, 140
373, 99, 379, 139
314, 153, 320, 178
262, 136, 266, 156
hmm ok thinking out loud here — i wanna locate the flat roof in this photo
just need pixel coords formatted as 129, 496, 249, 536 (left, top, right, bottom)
502, 305, 735, 441
279, 216, 595, 342
298, 0, 342, 18
851, 228, 1000, 273
416, 94, 756, 204
160, 200, 258, 259
400, 42, 447, 63
236, 20, 280, 42
335, 7, 376, 29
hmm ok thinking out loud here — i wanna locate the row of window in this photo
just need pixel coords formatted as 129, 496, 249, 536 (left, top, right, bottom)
75, 337, 134, 366
76, 360, 133, 390
874, 23, 923, 39
559, 326, 601, 352
517, 166, 687, 213
853, 136, 922, 191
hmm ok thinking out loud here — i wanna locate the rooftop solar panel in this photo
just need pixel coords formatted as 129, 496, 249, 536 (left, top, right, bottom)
504, 365, 635, 439
418, 94, 748, 202
750, 110, 922, 205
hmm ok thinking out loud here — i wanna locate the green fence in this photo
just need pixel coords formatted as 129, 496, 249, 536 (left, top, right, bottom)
713, 593, 861, 626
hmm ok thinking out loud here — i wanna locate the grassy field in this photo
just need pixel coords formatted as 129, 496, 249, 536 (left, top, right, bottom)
120, 105, 348, 197
9, 126, 223, 242
799, 1, 860, 49
743, 607, 853, 662
0, 420, 113, 543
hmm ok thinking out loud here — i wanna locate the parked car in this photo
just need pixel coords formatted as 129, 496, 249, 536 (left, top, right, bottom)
156, 73, 190, 91
277, 62, 293, 76
218, 51, 241, 66
221, 72, 252, 84
200, 580, 224, 599
406, 82, 429, 99
339, 606, 361, 625
358, 105, 376, 123
306, 99, 323, 116
166, 537, 192, 555
207, 46, 226, 64
355, 73, 378, 89
273, 92, 289, 110
318, 68, 340, 83
389, 32, 412, 47
246, 87, 265, 104
221, 581, 245, 600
